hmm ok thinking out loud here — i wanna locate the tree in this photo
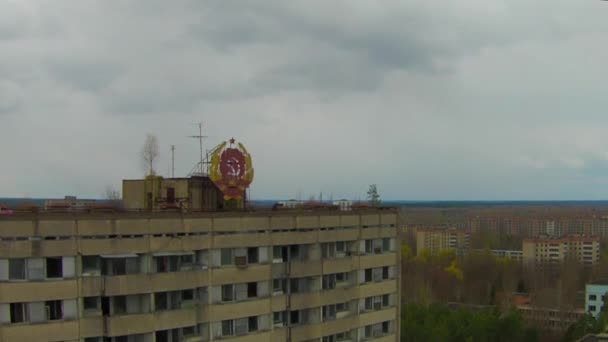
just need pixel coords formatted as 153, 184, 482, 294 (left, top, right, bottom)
141, 133, 159, 176
103, 185, 120, 201
367, 184, 381, 207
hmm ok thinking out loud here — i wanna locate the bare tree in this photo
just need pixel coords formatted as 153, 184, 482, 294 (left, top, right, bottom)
367, 184, 381, 207
141, 133, 159, 176
104, 185, 121, 201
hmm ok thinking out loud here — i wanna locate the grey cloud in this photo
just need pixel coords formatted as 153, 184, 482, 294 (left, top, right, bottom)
46, 61, 124, 92
2, 1, 608, 200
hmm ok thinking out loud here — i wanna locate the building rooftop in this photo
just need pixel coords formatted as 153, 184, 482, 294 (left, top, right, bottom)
0, 206, 398, 220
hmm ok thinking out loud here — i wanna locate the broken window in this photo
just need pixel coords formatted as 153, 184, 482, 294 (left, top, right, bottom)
113, 296, 127, 315
364, 269, 373, 282
155, 292, 168, 311
248, 316, 258, 332
9, 259, 26, 280
247, 282, 257, 298
46, 257, 63, 278
45, 300, 62, 320
247, 247, 258, 264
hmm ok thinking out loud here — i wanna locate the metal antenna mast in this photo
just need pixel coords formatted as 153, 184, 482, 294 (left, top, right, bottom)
170, 145, 175, 178
189, 122, 207, 175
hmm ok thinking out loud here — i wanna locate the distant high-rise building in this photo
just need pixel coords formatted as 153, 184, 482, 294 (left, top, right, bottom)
522, 235, 600, 265
416, 228, 470, 255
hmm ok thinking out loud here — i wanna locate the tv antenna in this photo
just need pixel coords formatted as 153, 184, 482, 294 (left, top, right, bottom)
170, 145, 175, 178
189, 122, 207, 176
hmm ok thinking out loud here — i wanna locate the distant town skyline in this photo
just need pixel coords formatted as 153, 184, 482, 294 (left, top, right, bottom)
2, 1, 608, 200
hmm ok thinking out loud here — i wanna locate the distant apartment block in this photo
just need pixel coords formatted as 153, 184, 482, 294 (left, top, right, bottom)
416, 228, 470, 255
522, 236, 600, 265
586, 283, 608, 318
489, 250, 523, 261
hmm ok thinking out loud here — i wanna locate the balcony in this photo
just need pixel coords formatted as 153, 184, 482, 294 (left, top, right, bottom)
323, 257, 355, 274
0, 279, 77, 303
290, 315, 358, 341
359, 307, 397, 326
210, 298, 271, 321
80, 237, 149, 255
318, 228, 359, 242
0, 239, 77, 258
290, 287, 358, 310
217, 331, 274, 342
153, 307, 198, 331
105, 313, 155, 336
359, 253, 397, 269
358, 280, 397, 298
271, 231, 318, 245
149, 235, 210, 252
212, 264, 270, 285
0, 319, 79, 341
103, 270, 210, 296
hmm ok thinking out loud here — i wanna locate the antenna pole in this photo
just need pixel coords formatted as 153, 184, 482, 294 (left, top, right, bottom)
170, 145, 175, 178
189, 122, 208, 175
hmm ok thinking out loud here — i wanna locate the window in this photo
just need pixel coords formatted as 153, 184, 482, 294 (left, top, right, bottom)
322, 243, 335, 259
84, 297, 99, 311
589, 305, 597, 312
290, 310, 300, 325
365, 269, 373, 282
290, 278, 300, 293
247, 282, 257, 298
273, 246, 284, 261
9, 259, 26, 280
247, 248, 258, 264
182, 326, 196, 337
10, 303, 27, 323
383, 238, 390, 251
336, 241, 346, 253
221, 249, 234, 266
222, 320, 234, 336
248, 316, 258, 332
382, 266, 389, 280
113, 296, 127, 315
45, 300, 62, 320
180, 254, 194, 267
155, 292, 168, 311
273, 278, 286, 293
336, 272, 347, 283
365, 240, 373, 254
182, 289, 194, 301
382, 321, 390, 333
590, 295, 597, 301
222, 285, 234, 302
382, 294, 390, 307
273, 311, 286, 326
82, 256, 100, 274
322, 305, 336, 321
46, 257, 63, 278
322, 275, 336, 290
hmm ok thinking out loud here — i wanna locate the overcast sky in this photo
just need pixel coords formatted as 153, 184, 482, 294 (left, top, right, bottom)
1, 0, 608, 200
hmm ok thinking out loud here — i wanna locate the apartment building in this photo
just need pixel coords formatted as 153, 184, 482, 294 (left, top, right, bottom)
0, 209, 399, 342
522, 236, 600, 265
585, 283, 608, 318
415, 228, 470, 255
